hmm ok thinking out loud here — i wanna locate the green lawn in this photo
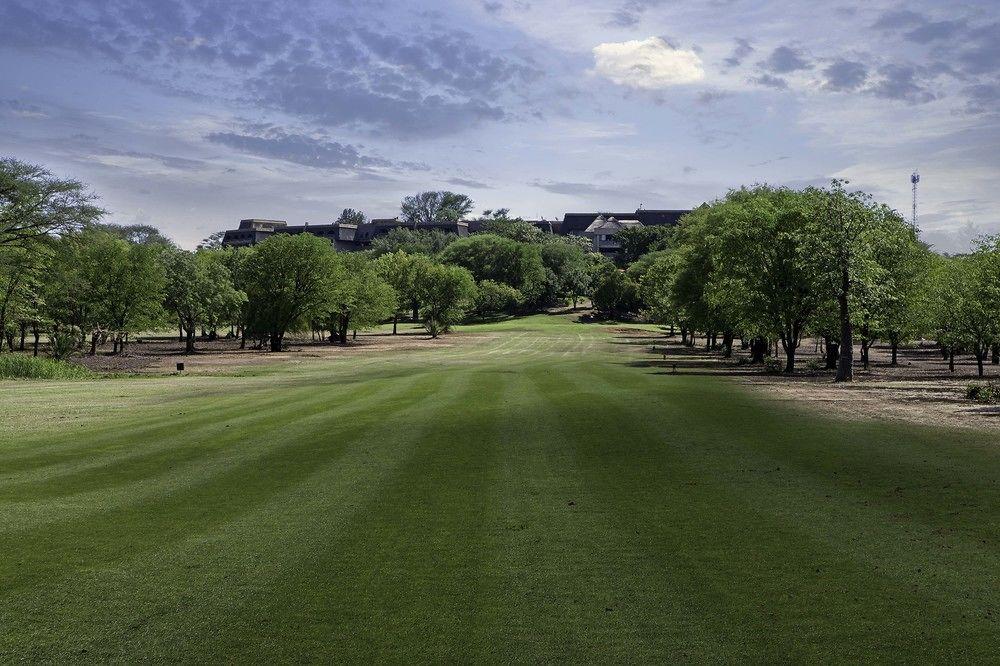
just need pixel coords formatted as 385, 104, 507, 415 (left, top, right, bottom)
2, 314, 998, 662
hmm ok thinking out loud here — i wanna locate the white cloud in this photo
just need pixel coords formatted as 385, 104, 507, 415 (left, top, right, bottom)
592, 37, 705, 89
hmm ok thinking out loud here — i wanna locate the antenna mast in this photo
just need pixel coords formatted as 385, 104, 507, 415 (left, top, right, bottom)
910, 170, 920, 228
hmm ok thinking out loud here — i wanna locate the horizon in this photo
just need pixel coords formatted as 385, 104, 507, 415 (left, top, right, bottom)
1, 0, 996, 251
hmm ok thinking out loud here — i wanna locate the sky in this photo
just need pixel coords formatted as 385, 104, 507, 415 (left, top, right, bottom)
0, 0, 997, 250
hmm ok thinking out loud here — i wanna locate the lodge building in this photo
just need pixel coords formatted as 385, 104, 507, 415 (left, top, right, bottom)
220, 208, 690, 255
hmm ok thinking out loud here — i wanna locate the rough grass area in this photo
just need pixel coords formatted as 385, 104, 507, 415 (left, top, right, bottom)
0, 353, 95, 380
1, 314, 998, 662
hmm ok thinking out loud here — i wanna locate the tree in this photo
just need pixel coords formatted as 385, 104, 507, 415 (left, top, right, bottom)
477, 212, 546, 243
369, 228, 456, 257
197, 231, 226, 250
417, 263, 476, 337
373, 251, 435, 333
703, 186, 821, 372
96, 233, 166, 353
638, 252, 680, 329
326, 254, 397, 344
163, 249, 245, 353
438, 234, 546, 304
473, 280, 523, 317
947, 239, 1000, 377
243, 234, 336, 351
0, 245, 43, 352
615, 225, 674, 265
591, 268, 641, 319
103, 223, 177, 248
0, 158, 104, 249
540, 242, 592, 306
401, 191, 473, 229
336, 208, 367, 226
804, 180, 911, 381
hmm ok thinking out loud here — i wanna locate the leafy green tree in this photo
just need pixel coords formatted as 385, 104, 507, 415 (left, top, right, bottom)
243, 234, 335, 351
336, 208, 367, 226
401, 191, 473, 229
477, 212, 546, 243
101, 235, 166, 353
473, 279, 523, 317
197, 231, 226, 250
103, 223, 176, 248
373, 251, 435, 333
615, 225, 674, 265
164, 249, 245, 353
947, 239, 1000, 376
0, 245, 43, 352
540, 242, 591, 306
638, 252, 680, 329
438, 234, 546, 304
369, 228, 456, 257
326, 254, 397, 344
703, 186, 821, 372
803, 180, 910, 381
591, 268, 641, 319
0, 158, 104, 249
417, 263, 476, 337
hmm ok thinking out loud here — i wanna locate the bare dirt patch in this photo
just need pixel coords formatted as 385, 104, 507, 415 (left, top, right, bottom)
613, 327, 1000, 432
70, 329, 491, 375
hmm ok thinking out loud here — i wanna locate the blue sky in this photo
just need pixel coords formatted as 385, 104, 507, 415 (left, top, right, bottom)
0, 0, 996, 250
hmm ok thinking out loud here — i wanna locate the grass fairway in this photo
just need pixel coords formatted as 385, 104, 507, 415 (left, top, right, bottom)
2, 314, 998, 662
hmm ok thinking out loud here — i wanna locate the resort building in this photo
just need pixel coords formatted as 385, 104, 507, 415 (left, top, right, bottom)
220, 207, 691, 256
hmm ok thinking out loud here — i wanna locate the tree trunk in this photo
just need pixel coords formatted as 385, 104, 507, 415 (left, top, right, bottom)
835, 267, 853, 382
392, 314, 398, 335
412, 301, 419, 322
270, 333, 283, 352
185, 328, 196, 354
722, 330, 734, 358
681, 327, 688, 345
32, 326, 40, 357
891, 339, 898, 366
949, 348, 955, 373
750, 338, 767, 364
339, 315, 349, 345
18, 322, 26, 351
89, 332, 99, 356
992, 344, 999, 365
861, 339, 870, 370
824, 336, 839, 369
976, 346, 985, 377
941, 344, 950, 360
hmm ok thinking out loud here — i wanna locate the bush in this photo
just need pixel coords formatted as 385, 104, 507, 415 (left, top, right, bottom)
762, 356, 783, 374
474, 280, 523, 316
805, 358, 825, 375
0, 354, 94, 380
49, 327, 83, 360
966, 382, 1000, 403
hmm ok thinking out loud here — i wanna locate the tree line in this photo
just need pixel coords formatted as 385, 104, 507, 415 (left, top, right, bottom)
607, 181, 1000, 380
0, 158, 616, 357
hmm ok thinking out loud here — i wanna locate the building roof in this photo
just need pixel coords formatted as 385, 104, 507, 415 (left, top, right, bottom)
562, 208, 690, 234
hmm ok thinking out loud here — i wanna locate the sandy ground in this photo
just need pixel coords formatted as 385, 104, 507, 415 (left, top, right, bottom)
619, 328, 1000, 433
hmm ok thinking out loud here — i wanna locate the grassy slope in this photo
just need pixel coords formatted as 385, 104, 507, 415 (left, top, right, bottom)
1, 314, 998, 662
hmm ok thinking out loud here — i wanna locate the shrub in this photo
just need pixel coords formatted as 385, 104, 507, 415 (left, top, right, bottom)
966, 382, 1000, 404
762, 356, 784, 374
805, 358, 825, 375
49, 327, 83, 360
0, 354, 94, 380
474, 280, 523, 316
